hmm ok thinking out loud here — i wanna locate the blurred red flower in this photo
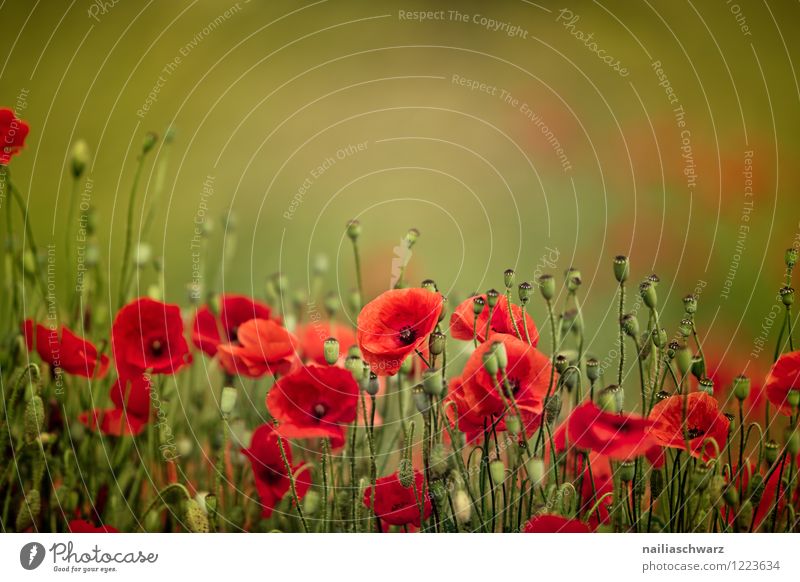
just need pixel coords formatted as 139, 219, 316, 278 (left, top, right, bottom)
112, 298, 191, 380
450, 293, 539, 345
267, 365, 359, 447
68, 519, 119, 533
363, 470, 431, 527
216, 318, 297, 378
0, 107, 29, 165
297, 322, 356, 365
460, 333, 552, 418
523, 514, 591, 533
23, 319, 109, 378
242, 424, 310, 518
567, 401, 655, 460
79, 375, 152, 436
764, 350, 800, 416
648, 392, 729, 460
191, 294, 273, 357
357, 288, 442, 376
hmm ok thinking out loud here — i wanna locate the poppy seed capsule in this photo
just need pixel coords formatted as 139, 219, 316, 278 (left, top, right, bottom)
780, 286, 794, 306
599, 384, 623, 413
613, 255, 629, 283
405, 228, 420, 247
683, 294, 698, 314
652, 328, 668, 348
412, 385, 429, 414
504, 268, 516, 289
482, 351, 499, 376
429, 332, 445, 356
345, 355, 364, 380
621, 314, 639, 337
586, 358, 600, 382
486, 288, 500, 308
70, 139, 90, 178
618, 460, 635, 482
323, 337, 339, 365
554, 353, 569, 374
220, 386, 237, 416
678, 318, 693, 338
733, 374, 750, 401
538, 274, 555, 300
786, 248, 798, 268
698, 378, 714, 395
364, 372, 380, 396
666, 340, 680, 360
142, 131, 158, 153
422, 369, 443, 397
346, 219, 361, 240
421, 279, 437, 293
518, 281, 533, 304
785, 426, 799, 455
724, 413, 735, 436
639, 280, 657, 309
567, 274, 582, 293
489, 460, 506, 485
654, 390, 671, 403
472, 296, 486, 316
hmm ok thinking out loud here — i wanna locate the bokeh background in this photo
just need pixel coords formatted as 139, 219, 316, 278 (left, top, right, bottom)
2, 0, 799, 380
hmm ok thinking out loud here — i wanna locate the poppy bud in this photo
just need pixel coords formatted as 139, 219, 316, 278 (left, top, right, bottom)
554, 353, 569, 374
691, 355, 706, 381
599, 384, 623, 413
732, 374, 750, 401
525, 457, 545, 485
346, 219, 361, 240
749, 474, 765, 504
398, 458, 414, 488
486, 288, 500, 308
683, 294, 698, 314
618, 460, 635, 482
586, 357, 600, 382
422, 369, 443, 397
789, 389, 800, 408
430, 443, 451, 479
786, 248, 798, 269
482, 351, 499, 376
709, 474, 725, 506
544, 393, 562, 424
613, 255, 629, 283
183, 498, 209, 533
220, 386, 237, 417
491, 341, 508, 370
652, 328, 668, 348
504, 268, 515, 289
538, 274, 555, 301
71, 139, 91, 178
429, 332, 445, 356
489, 460, 505, 485
723, 485, 739, 507
404, 228, 420, 247
421, 278, 437, 293
691, 463, 712, 491
472, 296, 485, 316
412, 385, 429, 414
24, 395, 44, 443
345, 355, 364, 380
780, 286, 794, 307
142, 131, 158, 154
567, 274, 581, 293
518, 281, 533, 304
323, 337, 339, 365
453, 489, 471, 524
675, 346, 693, 375
621, 314, 639, 338
15, 490, 40, 531
698, 378, 714, 395
639, 280, 657, 309
764, 439, 780, 465
505, 415, 521, 435
785, 425, 799, 455
302, 490, 321, 515
735, 500, 753, 532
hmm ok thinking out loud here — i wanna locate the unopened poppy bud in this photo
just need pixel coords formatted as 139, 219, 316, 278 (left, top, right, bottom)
599, 384, 623, 413
780, 286, 794, 306
735, 500, 753, 532
505, 415, 521, 435
323, 337, 339, 365
786, 248, 798, 269
723, 484, 739, 507
554, 353, 569, 374
486, 288, 499, 308
404, 228, 420, 247
683, 294, 698, 314
302, 490, 321, 515
618, 460, 635, 482
586, 358, 600, 382
142, 131, 158, 154
613, 255, 629, 283
482, 351, 499, 376
71, 139, 91, 178
691, 463, 712, 491
220, 386, 237, 416
525, 457, 545, 485
183, 498, 209, 533
676, 346, 693, 375
472, 296, 485, 316
764, 439, 780, 464
345, 355, 363, 380
788, 389, 800, 408
567, 273, 582, 293
398, 458, 414, 488
691, 355, 706, 380
749, 474, 765, 504
538, 274, 555, 300
518, 281, 533, 304
785, 425, 800, 455
678, 318, 693, 338
412, 385, 429, 414
698, 378, 714, 395
430, 443, 451, 479
422, 369, 443, 397
621, 314, 639, 338
504, 268, 515, 289
652, 328, 668, 348
491, 341, 508, 369
421, 278, 437, 293
346, 219, 361, 240
489, 460, 505, 485
639, 280, 657, 309
732, 374, 750, 401
453, 490, 471, 524
15, 489, 41, 531
24, 395, 44, 443
545, 393, 562, 424
429, 332, 445, 356
709, 475, 725, 506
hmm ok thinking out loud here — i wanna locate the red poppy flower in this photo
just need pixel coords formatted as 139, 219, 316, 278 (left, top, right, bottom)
242, 424, 310, 518
567, 401, 655, 460
79, 375, 152, 436
362, 470, 431, 527
68, 519, 119, 533
267, 365, 359, 447
523, 514, 591, 533
0, 108, 29, 165
216, 318, 297, 378
460, 333, 553, 418
22, 319, 109, 378
764, 351, 800, 416
357, 288, 443, 376
450, 294, 539, 345
191, 294, 273, 357
297, 322, 356, 365
112, 298, 191, 379
648, 392, 729, 460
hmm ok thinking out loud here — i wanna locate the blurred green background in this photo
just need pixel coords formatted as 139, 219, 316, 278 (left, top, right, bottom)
2, 0, 799, 376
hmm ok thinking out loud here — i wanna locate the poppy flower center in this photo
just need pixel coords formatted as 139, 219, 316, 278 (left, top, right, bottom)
686, 427, 704, 439
507, 378, 521, 395
150, 339, 164, 357
229, 326, 239, 342
313, 403, 328, 419
398, 326, 416, 345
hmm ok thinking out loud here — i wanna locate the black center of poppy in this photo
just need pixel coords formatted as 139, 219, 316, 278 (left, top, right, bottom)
229, 326, 239, 342
687, 427, 704, 439
313, 403, 328, 419
398, 326, 416, 345
150, 339, 164, 357
507, 378, 521, 395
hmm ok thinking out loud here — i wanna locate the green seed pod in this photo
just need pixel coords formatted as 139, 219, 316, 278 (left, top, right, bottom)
749, 474, 765, 505
302, 490, 321, 515
398, 458, 414, 488
652, 328, 668, 348
412, 385, 429, 414
525, 457, 545, 486
666, 340, 680, 360
503, 269, 515, 290
183, 498, 209, 533
363, 371, 379, 396
613, 255, 629, 283
421, 369, 443, 397
639, 280, 657, 309
15, 490, 41, 531
404, 228, 420, 247
621, 314, 639, 338
538, 274, 555, 301
723, 484, 739, 507
472, 295, 485, 316
599, 384, 623, 414
554, 353, 569, 374
781, 286, 795, 307
586, 358, 600, 383
421, 278, 437, 293
764, 439, 780, 465
566, 271, 582, 293
399, 356, 413, 375
438, 295, 448, 322
698, 378, 714, 395
429, 332, 445, 356
346, 219, 361, 240
683, 294, 698, 314
24, 395, 44, 443
784, 425, 800, 456
486, 288, 500, 308
654, 390, 671, 404
220, 386, 237, 417
482, 351, 499, 376
489, 460, 506, 485
71, 139, 91, 178
323, 337, 339, 365
618, 460, 635, 482
345, 355, 364, 380
505, 415, 521, 435
518, 281, 533, 304
142, 131, 158, 154
785, 248, 798, 269
732, 374, 750, 401
735, 500, 753, 533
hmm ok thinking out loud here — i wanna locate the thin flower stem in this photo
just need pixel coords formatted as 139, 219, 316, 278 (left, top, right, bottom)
617, 283, 625, 386
350, 238, 363, 301
117, 150, 149, 308
506, 289, 522, 340
275, 423, 309, 533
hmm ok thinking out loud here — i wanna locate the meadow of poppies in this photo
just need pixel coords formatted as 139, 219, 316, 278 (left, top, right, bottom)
2, 107, 800, 534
